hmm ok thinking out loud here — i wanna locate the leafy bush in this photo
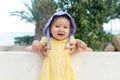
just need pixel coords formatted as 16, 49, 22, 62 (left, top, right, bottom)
57, 0, 119, 51
14, 35, 34, 45
104, 32, 114, 42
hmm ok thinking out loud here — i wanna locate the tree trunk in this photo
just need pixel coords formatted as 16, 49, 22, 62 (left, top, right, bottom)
34, 24, 43, 40
34, 0, 56, 40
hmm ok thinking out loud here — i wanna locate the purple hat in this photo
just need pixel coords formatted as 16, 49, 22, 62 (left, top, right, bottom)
43, 11, 76, 48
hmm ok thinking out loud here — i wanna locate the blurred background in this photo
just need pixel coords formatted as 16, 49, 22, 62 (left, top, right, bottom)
0, 0, 120, 51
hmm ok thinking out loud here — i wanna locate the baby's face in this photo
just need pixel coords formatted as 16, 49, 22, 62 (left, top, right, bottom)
50, 17, 70, 41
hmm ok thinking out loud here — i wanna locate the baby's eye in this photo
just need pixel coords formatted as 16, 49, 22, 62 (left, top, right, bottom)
64, 26, 68, 29
55, 26, 59, 28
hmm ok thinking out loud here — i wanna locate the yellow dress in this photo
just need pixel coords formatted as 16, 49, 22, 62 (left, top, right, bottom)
39, 36, 76, 80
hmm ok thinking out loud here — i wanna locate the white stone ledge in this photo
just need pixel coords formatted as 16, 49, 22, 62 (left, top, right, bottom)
0, 51, 120, 80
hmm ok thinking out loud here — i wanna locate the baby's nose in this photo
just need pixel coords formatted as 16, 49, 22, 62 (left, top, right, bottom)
59, 27, 64, 31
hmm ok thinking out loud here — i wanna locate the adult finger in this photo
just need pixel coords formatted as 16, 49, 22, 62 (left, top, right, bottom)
32, 42, 42, 53
69, 43, 76, 50
68, 43, 77, 55
42, 45, 48, 57
76, 39, 87, 49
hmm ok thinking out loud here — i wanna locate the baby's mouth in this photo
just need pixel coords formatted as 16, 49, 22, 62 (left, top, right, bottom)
58, 33, 64, 36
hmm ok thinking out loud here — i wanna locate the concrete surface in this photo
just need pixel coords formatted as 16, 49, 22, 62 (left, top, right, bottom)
0, 51, 120, 80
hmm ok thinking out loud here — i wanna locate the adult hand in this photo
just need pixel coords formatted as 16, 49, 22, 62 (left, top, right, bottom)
76, 39, 87, 51
40, 45, 48, 57
68, 43, 82, 56
32, 40, 42, 53
32, 40, 48, 57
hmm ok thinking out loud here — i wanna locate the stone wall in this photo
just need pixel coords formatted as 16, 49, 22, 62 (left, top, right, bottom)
0, 45, 28, 51
104, 34, 120, 51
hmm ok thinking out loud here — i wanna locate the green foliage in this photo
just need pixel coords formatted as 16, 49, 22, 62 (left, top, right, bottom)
10, 0, 40, 24
14, 35, 34, 45
10, 0, 119, 50
11, 0, 57, 40
104, 32, 114, 42
57, 0, 120, 51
